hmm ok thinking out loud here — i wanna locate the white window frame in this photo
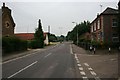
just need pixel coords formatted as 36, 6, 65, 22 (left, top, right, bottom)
97, 20, 100, 29
112, 19, 117, 27
94, 22, 96, 31
112, 37, 119, 42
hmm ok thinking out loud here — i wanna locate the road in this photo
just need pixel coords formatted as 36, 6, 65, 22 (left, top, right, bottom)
2, 42, 118, 80
2, 42, 77, 78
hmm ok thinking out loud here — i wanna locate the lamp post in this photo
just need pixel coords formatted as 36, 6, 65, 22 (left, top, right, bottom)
72, 22, 79, 46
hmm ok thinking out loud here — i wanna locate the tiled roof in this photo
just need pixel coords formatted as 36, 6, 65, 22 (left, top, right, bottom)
15, 32, 48, 40
15, 33, 34, 40
101, 7, 118, 15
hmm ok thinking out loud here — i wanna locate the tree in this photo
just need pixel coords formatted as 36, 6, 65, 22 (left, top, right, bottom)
49, 34, 57, 42
66, 21, 90, 43
34, 19, 44, 48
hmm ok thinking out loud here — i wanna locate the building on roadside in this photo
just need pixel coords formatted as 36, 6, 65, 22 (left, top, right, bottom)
15, 32, 49, 45
2, 3, 15, 36
90, 7, 119, 45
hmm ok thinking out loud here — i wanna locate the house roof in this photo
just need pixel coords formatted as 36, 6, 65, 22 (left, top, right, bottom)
90, 7, 118, 24
15, 33, 34, 40
15, 32, 49, 40
101, 7, 118, 15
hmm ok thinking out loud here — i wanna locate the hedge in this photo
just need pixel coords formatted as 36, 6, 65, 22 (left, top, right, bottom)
2, 36, 27, 55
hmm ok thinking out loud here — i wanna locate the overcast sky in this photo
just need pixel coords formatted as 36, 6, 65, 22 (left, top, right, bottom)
0, 0, 119, 36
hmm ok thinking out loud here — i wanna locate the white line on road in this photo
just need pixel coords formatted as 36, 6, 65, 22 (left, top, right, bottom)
8, 61, 38, 78
80, 71, 86, 76
77, 64, 81, 67
95, 77, 101, 80
44, 53, 52, 58
90, 71, 97, 76
76, 60, 80, 63
84, 63, 89, 67
82, 77, 89, 80
76, 58, 79, 61
70, 45, 73, 54
2, 51, 39, 64
88, 67, 93, 71
79, 67, 83, 70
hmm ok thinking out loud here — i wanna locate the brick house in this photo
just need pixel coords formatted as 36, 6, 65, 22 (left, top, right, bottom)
90, 7, 119, 44
2, 3, 15, 36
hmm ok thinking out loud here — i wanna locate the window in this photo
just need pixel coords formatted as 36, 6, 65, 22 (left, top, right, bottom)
112, 19, 117, 27
97, 20, 100, 29
112, 37, 119, 42
94, 22, 96, 31
91, 25, 93, 32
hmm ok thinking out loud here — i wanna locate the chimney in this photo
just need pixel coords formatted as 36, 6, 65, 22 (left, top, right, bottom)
97, 13, 99, 17
3, 3, 5, 7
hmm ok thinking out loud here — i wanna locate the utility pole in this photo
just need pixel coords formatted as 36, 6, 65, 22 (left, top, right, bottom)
48, 25, 50, 44
72, 22, 79, 46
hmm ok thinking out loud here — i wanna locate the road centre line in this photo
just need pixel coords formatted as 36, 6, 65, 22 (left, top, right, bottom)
44, 53, 52, 58
8, 61, 38, 78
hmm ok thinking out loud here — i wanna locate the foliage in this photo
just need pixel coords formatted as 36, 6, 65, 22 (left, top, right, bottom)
49, 34, 57, 42
57, 35, 65, 42
66, 21, 90, 43
2, 36, 27, 55
34, 19, 44, 48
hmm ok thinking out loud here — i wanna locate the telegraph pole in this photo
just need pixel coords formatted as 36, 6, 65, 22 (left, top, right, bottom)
48, 25, 50, 44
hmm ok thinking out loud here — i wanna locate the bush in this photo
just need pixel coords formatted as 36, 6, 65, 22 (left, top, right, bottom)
2, 36, 27, 55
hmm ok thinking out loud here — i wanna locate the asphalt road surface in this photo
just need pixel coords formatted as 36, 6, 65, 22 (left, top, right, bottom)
2, 42, 118, 80
2, 42, 77, 78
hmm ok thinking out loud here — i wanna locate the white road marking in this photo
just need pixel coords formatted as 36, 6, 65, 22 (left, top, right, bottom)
77, 60, 80, 63
77, 64, 81, 67
44, 53, 52, 58
90, 71, 97, 76
79, 67, 83, 70
95, 77, 101, 80
70, 45, 73, 54
80, 71, 86, 76
82, 76, 89, 80
84, 63, 89, 67
88, 67, 93, 70
8, 61, 38, 78
76, 58, 79, 61
2, 51, 39, 64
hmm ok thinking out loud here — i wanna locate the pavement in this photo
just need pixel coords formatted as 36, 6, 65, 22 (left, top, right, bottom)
72, 44, 118, 79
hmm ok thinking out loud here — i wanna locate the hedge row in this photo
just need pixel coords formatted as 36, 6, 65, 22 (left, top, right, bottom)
28, 40, 44, 49
2, 36, 27, 55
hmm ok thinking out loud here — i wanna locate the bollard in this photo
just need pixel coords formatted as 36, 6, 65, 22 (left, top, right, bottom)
93, 47, 96, 54
109, 47, 111, 53
90, 46, 92, 52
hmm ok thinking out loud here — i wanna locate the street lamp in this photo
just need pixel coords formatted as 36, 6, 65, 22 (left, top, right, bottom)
72, 22, 79, 46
